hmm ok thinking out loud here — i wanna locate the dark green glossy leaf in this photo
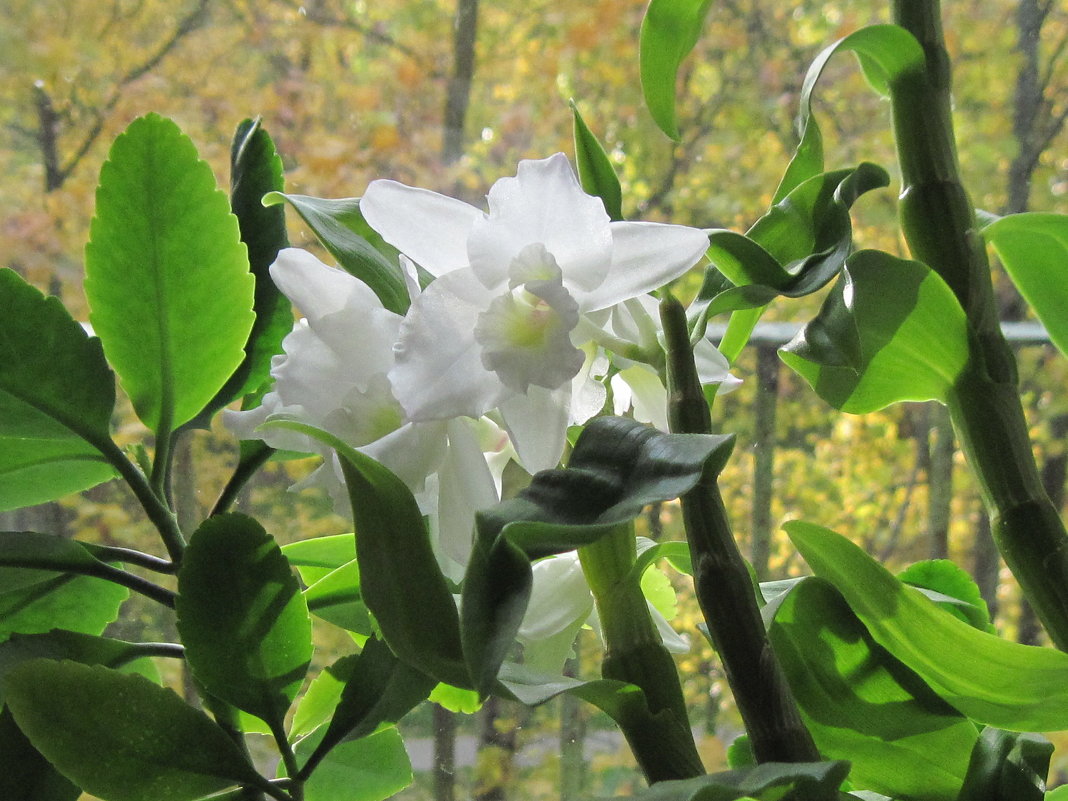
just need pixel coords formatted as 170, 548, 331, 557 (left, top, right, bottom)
774, 24, 924, 201
0, 572, 128, 644
593, 761, 849, 800
303, 637, 435, 774
0, 630, 162, 705
780, 250, 969, 413
263, 193, 409, 314
5, 660, 264, 801
0, 269, 116, 511
292, 726, 412, 801
766, 576, 977, 800
0, 705, 80, 801
571, 101, 623, 221
786, 521, 1068, 731
898, 560, 994, 633
176, 513, 311, 730
84, 113, 254, 433
263, 419, 467, 686
982, 213, 1068, 358
464, 416, 733, 696
188, 118, 291, 426
956, 728, 1052, 801
639, 0, 714, 140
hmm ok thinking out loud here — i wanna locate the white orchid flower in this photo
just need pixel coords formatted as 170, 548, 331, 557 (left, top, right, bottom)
223, 249, 503, 568
361, 154, 709, 472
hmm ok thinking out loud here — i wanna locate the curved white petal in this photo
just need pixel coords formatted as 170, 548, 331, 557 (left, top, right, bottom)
468, 154, 612, 292
649, 602, 691, 654
578, 221, 709, 312
360, 419, 448, 495
569, 346, 609, 425
270, 248, 383, 323
435, 418, 500, 569
361, 180, 481, 277
612, 365, 668, 431
694, 338, 742, 392
389, 270, 506, 421
518, 554, 594, 643
498, 384, 571, 473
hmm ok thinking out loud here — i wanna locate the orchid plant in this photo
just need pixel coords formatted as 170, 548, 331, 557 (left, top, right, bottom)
3, 2, 1068, 801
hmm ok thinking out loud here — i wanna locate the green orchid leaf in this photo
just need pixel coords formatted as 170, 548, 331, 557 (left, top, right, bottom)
84, 113, 254, 434
592, 761, 849, 800
0, 269, 116, 511
291, 654, 358, 739
5, 660, 264, 801
176, 513, 312, 730
786, 521, 1068, 732
303, 637, 435, 774
263, 419, 467, 687
187, 118, 291, 426
0, 706, 81, 801
982, 213, 1068, 358
292, 726, 412, 801
956, 728, 1052, 801
571, 101, 623, 221
302, 560, 373, 635
463, 417, 733, 696
766, 576, 977, 800
780, 250, 970, 413
774, 24, 924, 201
638, 0, 714, 140
0, 571, 128, 645
0, 630, 162, 705
263, 192, 409, 315
898, 560, 994, 633
282, 533, 356, 586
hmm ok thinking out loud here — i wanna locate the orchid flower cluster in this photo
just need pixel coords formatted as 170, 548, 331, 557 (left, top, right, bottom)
227, 153, 734, 663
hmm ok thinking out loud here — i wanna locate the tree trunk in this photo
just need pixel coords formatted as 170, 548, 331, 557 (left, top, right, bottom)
559, 656, 586, 801
433, 704, 458, 801
926, 404, 954, 560
474, 695, 518, 801
442, 0, 480, 164
750, 346, 780, 580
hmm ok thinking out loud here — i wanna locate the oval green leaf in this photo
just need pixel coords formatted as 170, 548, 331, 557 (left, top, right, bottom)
0, 269, 116, 511
5, 660, 263, 801
84, 113, 255, 433
176, 513, 311, 729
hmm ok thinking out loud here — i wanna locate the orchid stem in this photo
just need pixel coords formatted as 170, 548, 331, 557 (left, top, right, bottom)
660, 292, 822, 765
891, 0, 1068, 649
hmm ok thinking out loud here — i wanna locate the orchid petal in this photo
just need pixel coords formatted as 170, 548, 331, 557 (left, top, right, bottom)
361, 179, 482, 276
570, 346, 609, 425
498, 384, 571, 473
694, 338, 742, 392
360, 419, 449, 498
468, 154, 612, 292
270, 248, 382, 323
390, 269, 506, 421
578, 221, 708, 311
649, 602, 691, 654
612, 365, 669, 430
435, 418, 500, 570
518, 554, 594, 643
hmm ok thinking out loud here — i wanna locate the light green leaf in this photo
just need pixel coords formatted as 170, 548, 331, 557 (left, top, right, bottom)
571, 101, 623, 221
982, 213, 1068, 357
294, 727, 412, 801
786, 521, 1068, 732
766, 576, 977, 800
84, 113, 254, 433
0, 269, 116, 511
898, 560, 994, 633
774, 24, 924, 201
302, 560, 372, 635
176, 513, 311, 730
780, 250, 970, 413
0, 572, 128, 644
0, 705, 81, 801
639, 0, 714, 140
263, 193, 409, 314
283, 533, 356, 587
5, 660, 264, 801
291, 655, 357, 739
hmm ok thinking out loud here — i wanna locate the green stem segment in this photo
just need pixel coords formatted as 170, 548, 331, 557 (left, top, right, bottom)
577, 523, 704, 782
660, 294, 821, 765
891, 1, 1068, 649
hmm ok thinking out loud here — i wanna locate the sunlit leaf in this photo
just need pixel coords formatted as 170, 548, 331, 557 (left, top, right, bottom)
84, 113, 254, 433
780, 250, 969, 413
766, 576, 977, 800
302, 561, 372, 635
571, 101, 623, 221
0, 269, 116, 511
982, 213, 1068, 358
176, 513, 311, 730
5, 660, 264, 801
898, 560, 994, 633
293, 726, 412, 801
786, 521, 1068, 732
0, 572, 128, 644
639, 0, 714, 140
263, 193, 409, 315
